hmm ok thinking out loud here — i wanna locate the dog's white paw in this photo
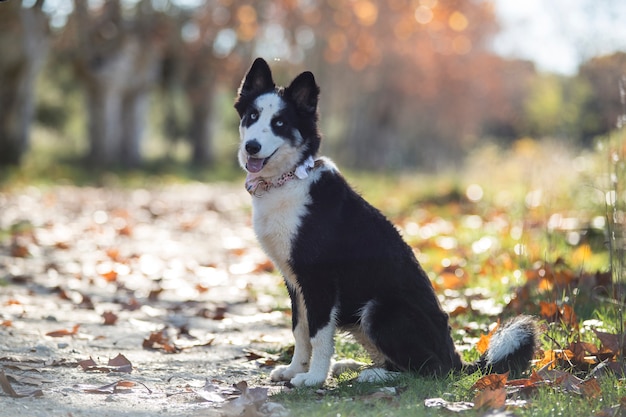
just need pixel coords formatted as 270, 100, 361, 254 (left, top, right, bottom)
290, 371, 327, 387
356, 368, 399, 383
331, 359, 367, 377
270, 364, 305, 382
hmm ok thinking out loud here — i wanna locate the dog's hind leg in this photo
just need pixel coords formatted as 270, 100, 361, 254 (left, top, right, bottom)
360, 299, 461, 376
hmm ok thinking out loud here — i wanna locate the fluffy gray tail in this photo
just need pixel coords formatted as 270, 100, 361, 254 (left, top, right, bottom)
466, 315, 538, 376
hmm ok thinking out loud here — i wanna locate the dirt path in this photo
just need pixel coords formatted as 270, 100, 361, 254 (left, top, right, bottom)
0, 183, 292, 416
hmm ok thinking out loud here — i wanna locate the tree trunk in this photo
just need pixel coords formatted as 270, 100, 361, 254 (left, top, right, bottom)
72, 0, 160, 168
188, 93, 214, 167
121, 88, 151, 168
85, 82, 123, 166
0, 1, 49, 166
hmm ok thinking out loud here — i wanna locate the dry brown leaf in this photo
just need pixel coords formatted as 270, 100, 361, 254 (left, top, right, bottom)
540, 301, 559, 319
476, 320, 500, 355
45, 324, 80, 338
100, 268, 118, 282
472, 372, 509, 391
76, 380, 136, 394
107, 353, 133, 372
473, 387, 506, 409
560, 304, 578, 327
448, 305, 471, 317
142, 329, 181, 353
594, 330, 625, 355
78, 357, 98, 370
361, 387, 398, 403
78, 354, 132, 373
0, 370, 43, 398
580, 377, 602, 399
566, 340, 604, 368
4, 372, 52, 386
222, 381, 271, 417
253, 259, 274, 273
102, 311, 118, 325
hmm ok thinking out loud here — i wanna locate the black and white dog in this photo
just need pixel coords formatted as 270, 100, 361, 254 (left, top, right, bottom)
235, 58, 537, 387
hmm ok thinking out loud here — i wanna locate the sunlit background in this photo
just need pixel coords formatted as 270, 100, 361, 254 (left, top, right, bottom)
2, 0, 626, 173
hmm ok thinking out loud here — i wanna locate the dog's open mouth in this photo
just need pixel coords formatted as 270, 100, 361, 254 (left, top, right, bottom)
245, 149, 278, 173
246, 157, 269, 173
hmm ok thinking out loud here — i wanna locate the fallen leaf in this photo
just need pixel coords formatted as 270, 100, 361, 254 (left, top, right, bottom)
76, 380, 136, 394
474, 387, 506, 409
102, 311, 118, 325
78, 357, 98, 370
107, 353, 133, 372
472, 372, 509, 391
0, 370, 43, 398
477, 320, 500, 355
448, 305, 471, 317
142, 329, 181, 353
243, 349, 280, 367
540, 301, 559, 320
195, 381, 228, 403
253, 259, 274, 273
222, 381, 270, 417
45, 324, 80, 338
100, 268, 118, 282
361, 387, 398, 403
79, 354, 132, 373
560, 304, 578, 327
211, 305, 228, 320
4, 372, 53, 386
594, 330, 625, 355
580, 377, 602, 399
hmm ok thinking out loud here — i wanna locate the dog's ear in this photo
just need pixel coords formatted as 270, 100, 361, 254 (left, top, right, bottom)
235, 58, 275, 111
285, 71, 319, 114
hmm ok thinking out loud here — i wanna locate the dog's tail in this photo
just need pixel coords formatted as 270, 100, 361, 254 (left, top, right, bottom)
464, 315, 538, 376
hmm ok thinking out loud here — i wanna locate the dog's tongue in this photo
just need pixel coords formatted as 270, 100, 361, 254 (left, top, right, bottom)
246, 157, 265, 173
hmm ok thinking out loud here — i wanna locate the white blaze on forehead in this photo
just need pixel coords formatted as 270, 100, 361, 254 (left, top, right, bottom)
254, 93, 285, 115
240, 93, 285, 158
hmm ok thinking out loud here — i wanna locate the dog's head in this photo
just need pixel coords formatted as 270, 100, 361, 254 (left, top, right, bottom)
235, 58, 321, 178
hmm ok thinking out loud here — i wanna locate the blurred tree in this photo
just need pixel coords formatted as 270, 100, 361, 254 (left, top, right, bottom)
523, 73, 591, 141
156, 1, 260, 166
578, 52, 626, 144
0, 0, 49, 166
68, 0, 162, 168
6, 0, 620, 171
290, 0, 518, 169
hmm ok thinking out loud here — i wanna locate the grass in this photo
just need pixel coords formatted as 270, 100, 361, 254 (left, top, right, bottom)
271, 370, 625, 416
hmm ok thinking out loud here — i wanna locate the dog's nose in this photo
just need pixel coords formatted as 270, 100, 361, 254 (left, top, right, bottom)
245, 140, 261, 155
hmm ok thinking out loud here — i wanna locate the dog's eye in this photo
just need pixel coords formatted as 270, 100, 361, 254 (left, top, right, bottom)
273, 118, 285, 128
250, 111, 258, 120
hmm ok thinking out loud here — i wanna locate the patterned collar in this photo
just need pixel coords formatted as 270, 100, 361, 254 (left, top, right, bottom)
245, 156, 320, 196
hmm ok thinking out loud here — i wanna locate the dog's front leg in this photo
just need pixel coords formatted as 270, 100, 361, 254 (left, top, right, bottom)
271, 284, 312, 382
289, 319, 335, 387
270, 321, 311, 382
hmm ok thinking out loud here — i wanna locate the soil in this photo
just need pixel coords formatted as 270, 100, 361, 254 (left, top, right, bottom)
0, 183, 293, 416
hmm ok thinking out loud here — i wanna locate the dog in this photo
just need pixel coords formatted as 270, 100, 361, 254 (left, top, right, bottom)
235, 58, 537, 387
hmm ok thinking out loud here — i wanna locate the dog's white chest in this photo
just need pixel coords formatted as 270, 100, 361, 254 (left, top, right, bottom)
251, 181, 311, 279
